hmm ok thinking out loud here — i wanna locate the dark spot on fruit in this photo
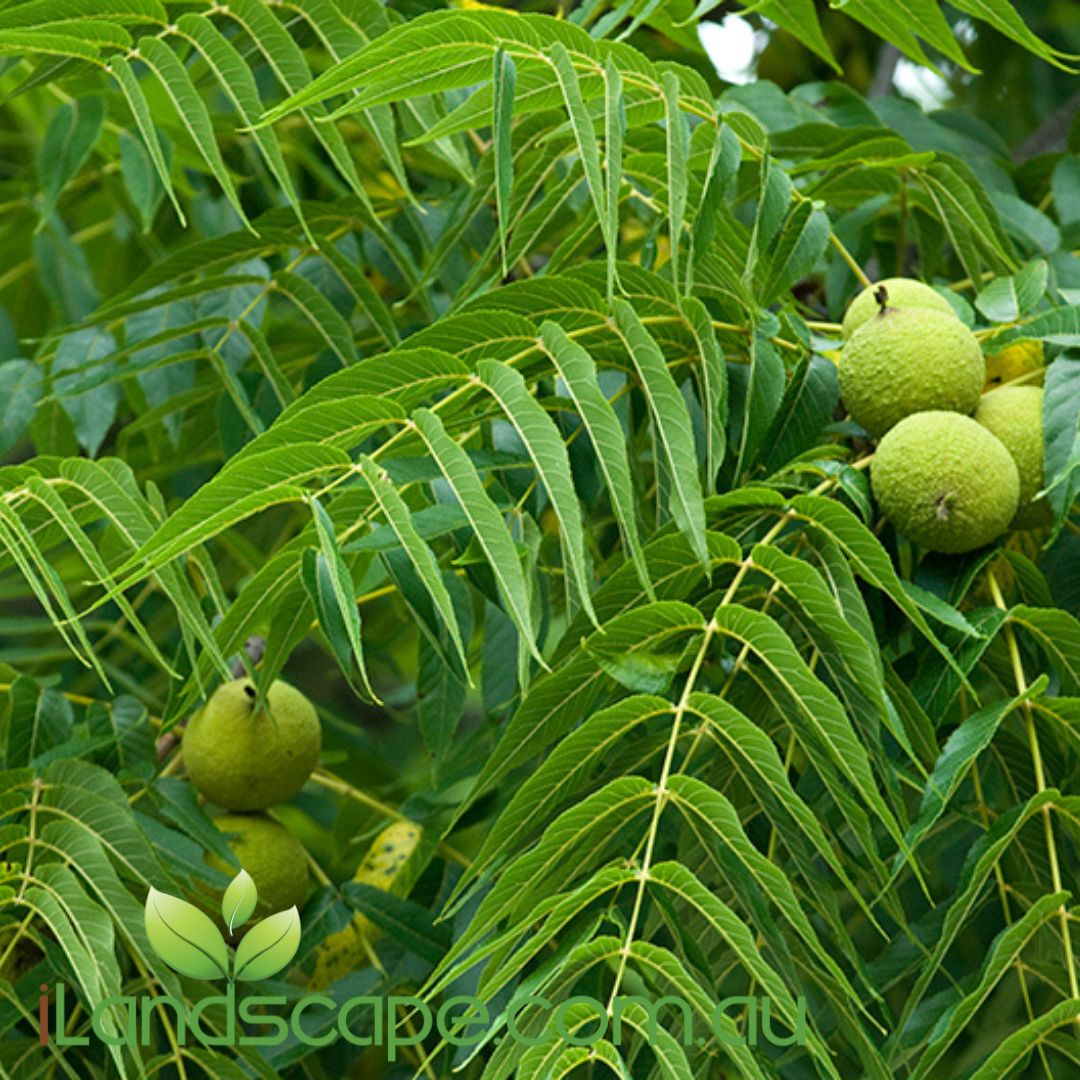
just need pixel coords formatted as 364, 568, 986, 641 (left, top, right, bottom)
934, 493, 953, 520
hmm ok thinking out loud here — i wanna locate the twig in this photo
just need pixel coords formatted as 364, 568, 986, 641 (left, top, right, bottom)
1014, 91, 1080, 163
829, 233, 872, 288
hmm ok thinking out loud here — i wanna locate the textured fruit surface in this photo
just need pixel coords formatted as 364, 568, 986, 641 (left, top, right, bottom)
975, 386, 1048, 528
984, 340, 1045, 390
840, 307, 983, 436
872, 412, 1019, 553
208, 813, 309, 919
183, 679, 321, 811
308, 820, 421, 989
842, 278, 955, 338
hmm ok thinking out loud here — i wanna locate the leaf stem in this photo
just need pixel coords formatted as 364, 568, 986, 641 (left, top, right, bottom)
986, 568, 1080, 1019
606, 487, 811, 1009
311, 769, 470, 867
604, 620, 715, 1012
971, 757, 1050, 1074
15, 779, 41, 903
828, 233, 872, 288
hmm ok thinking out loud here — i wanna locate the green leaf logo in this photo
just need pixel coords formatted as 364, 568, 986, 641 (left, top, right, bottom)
144, 887, 229, 981
221, 869, 257, 934
233, 907, 301, 982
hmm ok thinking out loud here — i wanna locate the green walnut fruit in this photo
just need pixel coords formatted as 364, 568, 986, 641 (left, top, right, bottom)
183, 679, 320, 811
840, 306, 984, 437
871, 411, 1019, 553
208, 814, 309, 919
842, 278, 955, 339
975, 386, 1049, 528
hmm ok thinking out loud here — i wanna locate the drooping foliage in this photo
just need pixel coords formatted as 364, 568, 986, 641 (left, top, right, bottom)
0, 2, 1079, 1077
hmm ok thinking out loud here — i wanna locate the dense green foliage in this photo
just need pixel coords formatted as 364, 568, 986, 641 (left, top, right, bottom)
0, 1, 1079, 1077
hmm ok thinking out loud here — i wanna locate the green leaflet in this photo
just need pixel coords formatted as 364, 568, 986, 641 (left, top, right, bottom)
109, 55, 186, 224
135, 36, 250, 229
477, 357, 596, 624
358, 454, 468, 674
411, 407, 543, 668
668, 774, 874, 1009
109, 444, 351, 591
175, 14, 309, 239
647, 861, 839, 1078
278, 347, 468, 418
894, 789, 1072, 1036
965, 999, 1080, 1079
4, 679, 71, 768
455, 694, 672, 901
679, 295, 727, 483
946, 0, 1076, 69
909, 891, 1071, 1078
613, 299, 708, 567
710, 603, 917, 883
680, 694, 884, 935
838, 0, 974, 72
304, 496, 379, 701
733, 328, 784, 479
661, 71, 688, 292
0, 0, 166, 29
38, 96, 104, 218
449, 776, 656, 960
463, 601, 705, 807
758, 200, 831, 303
899, 676, 1047, 861
232, 395, 403, 462
550, 42, 609, 263
541, 321, 651, 596
272, 270, 358, 367
691, 122, 742, 284
493, 47, 516, 276
1008, 604, 1080, 692
604, 54, 624, 300
975, 258, 1048, 322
